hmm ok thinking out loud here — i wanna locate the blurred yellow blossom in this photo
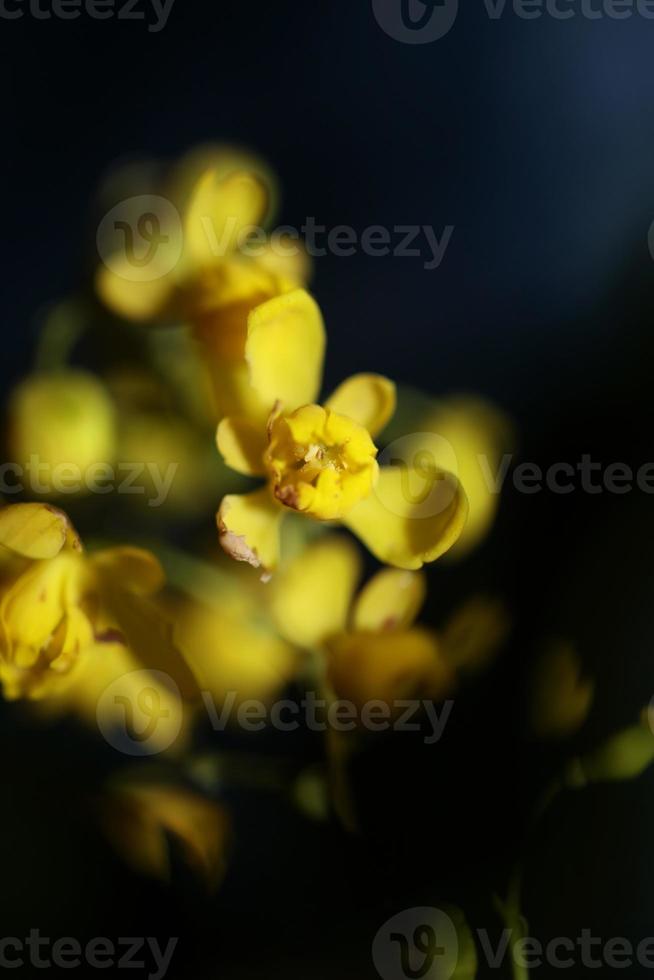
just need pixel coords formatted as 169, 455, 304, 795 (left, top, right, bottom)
7, 371, 116, 496
170, 579, 298, 711
95, 148, 309, 421
530, 640, 594, 739
102, 780, 230, 888
0, 503, 197, 753
269, 535, 456, 712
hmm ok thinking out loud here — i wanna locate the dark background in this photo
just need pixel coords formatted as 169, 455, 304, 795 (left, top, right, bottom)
2, 1, 654, 977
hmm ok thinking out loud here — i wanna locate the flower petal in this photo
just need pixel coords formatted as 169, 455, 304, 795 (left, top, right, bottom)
269, 535, 362, 648
216, 417, 267, 476
245, 288, 326, 414
90, 547, 166, 596
325, 374, 396, 439
185, 169, 268, 268
255, 237, 312, 287
530, 641, 594, 739
442, 596, 510, 671
217, 488, 283, 573
96, 586, 200, 701
95, 258, 176, 322
0, 503, 79, 560
326, 627, 455, 710
103, 782, 230, 888
418, 395, 514, 557
352, 569, 426, 633
344, 466, 468, 570
173, 592, 297, 707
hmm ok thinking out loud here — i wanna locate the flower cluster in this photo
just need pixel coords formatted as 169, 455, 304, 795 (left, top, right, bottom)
0, 145, 515, 890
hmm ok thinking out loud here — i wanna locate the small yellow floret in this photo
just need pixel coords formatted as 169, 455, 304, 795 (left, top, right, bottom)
265, 405, 378, 521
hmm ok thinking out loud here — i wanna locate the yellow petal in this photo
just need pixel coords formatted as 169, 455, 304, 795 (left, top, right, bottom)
56, 641, 190, 754
172, 592, 297, 707
245, 289, 326, 414
0, 503, 79, 559
185, 169, 268, 268
0, 553, 85, 666
95, 258, 175, 322
216, 417, 267, 477
325, 374, 396, 439
326, 627, 455, 711
352, 569, 426, 632
269, 536, 362, 648
344, 466, 468, 570
90, 547, 165, 596
418, 396, 514, 557
95, 585, 200, 702
103, 783, 230, 888
531, 641, 594, 739
254, 237, 312, 287
217, 488, 283, 573
441, 595, 510, 671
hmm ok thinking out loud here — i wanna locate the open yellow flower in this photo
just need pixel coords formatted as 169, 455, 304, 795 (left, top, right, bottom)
216, 291, 468, 573
0, 504, 196, 751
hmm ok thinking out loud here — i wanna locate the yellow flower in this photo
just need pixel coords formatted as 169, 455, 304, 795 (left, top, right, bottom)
269, 535, 456, 712
0, 504, 197, 751
216, 291, 468, 573
168, 567, 298, 711
95, 150, 309, 421
7, 370, 116, 496
102, 780, 230, 889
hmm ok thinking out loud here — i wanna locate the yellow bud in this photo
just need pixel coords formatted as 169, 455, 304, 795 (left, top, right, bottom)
7, 371, 116, 496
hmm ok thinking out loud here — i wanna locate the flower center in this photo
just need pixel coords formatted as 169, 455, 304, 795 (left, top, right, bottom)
266, 405, 378, 521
